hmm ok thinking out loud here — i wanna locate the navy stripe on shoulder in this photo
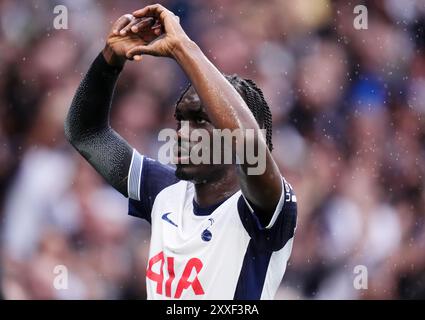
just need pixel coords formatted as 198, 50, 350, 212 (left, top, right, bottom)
237, 194, 297, 252
128, 157, 179, 222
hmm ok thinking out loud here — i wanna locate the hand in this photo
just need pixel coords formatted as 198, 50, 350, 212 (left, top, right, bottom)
103, 14, 162, 66
126, 4, 192, 59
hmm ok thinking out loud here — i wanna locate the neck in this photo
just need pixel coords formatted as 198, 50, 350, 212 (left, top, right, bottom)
194, 167, 239, 207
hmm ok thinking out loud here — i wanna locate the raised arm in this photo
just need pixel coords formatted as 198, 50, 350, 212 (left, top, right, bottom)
127, 5, 283, 220
65, 14, 161, 196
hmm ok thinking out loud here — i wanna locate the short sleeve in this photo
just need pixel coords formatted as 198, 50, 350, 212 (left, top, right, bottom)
237, 177, 297, 252
127, 150, 179, 223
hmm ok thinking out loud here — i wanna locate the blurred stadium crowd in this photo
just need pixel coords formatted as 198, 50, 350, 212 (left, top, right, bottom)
0, 0, 424, 299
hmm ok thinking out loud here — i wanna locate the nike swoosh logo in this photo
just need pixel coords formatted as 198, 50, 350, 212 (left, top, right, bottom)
161, 212, 178, 227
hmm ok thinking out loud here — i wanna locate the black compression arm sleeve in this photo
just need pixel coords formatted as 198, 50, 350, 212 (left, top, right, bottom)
64, 52, 132, 197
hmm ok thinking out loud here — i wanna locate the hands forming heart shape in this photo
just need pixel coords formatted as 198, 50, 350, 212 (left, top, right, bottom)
103, 4, 190, 67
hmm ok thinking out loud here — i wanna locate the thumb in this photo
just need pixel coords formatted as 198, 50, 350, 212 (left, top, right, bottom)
126, 43, 159, 58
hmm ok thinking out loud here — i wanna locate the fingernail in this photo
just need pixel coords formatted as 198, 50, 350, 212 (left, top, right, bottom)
132, 26, 138, 32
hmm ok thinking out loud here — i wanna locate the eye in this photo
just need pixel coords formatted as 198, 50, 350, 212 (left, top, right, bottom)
195, 118, 207, 125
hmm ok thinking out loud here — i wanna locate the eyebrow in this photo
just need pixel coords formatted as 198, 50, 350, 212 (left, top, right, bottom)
175, 106, 209, 119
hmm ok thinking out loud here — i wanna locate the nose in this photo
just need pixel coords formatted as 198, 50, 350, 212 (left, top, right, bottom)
176, 120, 191, 141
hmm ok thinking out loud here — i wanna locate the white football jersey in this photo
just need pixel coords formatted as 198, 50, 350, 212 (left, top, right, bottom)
127, 150, 297, 300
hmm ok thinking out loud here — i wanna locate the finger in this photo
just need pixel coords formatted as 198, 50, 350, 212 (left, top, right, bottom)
126, 44, 158, 58
120, 17, 142, 35
153, 27, 161, 36
133, 5, 179, 34
151, 24, 163, 36
130, 17, 155, 33
132, 4, 169, 20
112, 14, 134, 35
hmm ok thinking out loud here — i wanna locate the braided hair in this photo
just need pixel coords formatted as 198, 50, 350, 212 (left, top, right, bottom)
175, 74, 274, 151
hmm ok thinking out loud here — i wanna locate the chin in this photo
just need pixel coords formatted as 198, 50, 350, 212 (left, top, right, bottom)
175, 164, 196, 181
174, 164, 212, 183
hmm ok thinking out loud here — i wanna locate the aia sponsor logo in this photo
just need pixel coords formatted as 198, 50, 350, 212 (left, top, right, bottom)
146, 251, 205, 298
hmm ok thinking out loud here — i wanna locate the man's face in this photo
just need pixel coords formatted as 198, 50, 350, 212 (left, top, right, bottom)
174, 86, 230, 183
